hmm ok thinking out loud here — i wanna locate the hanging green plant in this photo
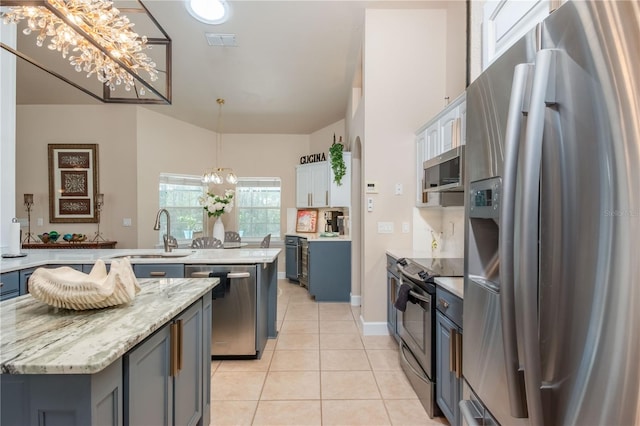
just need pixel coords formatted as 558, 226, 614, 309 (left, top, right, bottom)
330, 141, 346, 186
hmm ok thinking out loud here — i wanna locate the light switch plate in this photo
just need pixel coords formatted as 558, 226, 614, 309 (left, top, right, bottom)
123, 218, 132, 227
402, 222, 410, 233
395, 183, 403, 195
377, 222, 393, 233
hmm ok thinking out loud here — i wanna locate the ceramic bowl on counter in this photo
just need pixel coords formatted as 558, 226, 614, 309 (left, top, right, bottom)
38, 231, 60, 243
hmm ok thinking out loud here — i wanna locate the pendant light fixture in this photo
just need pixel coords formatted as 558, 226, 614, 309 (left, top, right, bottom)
202, 98, 237, 184
1, 0, 171, 104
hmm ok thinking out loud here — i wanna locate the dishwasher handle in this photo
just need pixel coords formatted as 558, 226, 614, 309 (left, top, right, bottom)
189, 271, 250, 279
227, 272, 250, 279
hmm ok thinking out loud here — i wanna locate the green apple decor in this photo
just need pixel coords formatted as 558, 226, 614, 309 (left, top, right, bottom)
330, 135, 346, 186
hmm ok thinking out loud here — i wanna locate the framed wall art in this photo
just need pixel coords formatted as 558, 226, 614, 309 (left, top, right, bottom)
48, 144, 99, 223
296, 209, 318, 233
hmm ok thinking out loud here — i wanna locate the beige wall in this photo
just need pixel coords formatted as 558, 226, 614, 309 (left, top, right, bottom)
15, 105, 138, 248
352, 7, 466, 331
446, 0, 469, 99
15, 105, 311, 258
309, 119, 346, 156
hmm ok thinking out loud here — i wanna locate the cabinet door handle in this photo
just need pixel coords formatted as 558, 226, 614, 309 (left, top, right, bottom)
449, 328, 456, 373
170, 322, 179, 377
177, 319, 184, 372
456, 330, 463, 379
149, 271, 167, 277
191, 271, 210, 278
325, 190, 328, 205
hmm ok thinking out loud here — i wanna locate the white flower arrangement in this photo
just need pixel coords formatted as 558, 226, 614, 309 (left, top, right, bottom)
199, 189, 234, 218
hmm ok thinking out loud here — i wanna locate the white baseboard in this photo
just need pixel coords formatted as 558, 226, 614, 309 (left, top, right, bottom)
350, 294, 361, 306
359, 315, 390, 336
277, 271, 286, 280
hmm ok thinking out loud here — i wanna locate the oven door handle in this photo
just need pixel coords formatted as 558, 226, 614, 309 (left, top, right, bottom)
408, 289, 431, 304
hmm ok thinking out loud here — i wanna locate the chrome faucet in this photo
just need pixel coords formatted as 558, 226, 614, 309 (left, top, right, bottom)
153, 209, 178, 252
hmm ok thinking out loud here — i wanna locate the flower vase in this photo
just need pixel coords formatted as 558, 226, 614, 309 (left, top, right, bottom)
213, 217, 225, 242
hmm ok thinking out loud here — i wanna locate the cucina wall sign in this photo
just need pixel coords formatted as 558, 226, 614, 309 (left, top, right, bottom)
300, 153, 327, 164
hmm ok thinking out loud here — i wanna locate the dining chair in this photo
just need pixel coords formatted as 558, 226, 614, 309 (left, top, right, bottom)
224, 231, 241, 243
260, 234, 271, 248
191, 236, 223, 249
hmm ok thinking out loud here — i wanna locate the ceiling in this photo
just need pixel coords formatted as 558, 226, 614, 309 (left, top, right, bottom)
12, 0, 455, 134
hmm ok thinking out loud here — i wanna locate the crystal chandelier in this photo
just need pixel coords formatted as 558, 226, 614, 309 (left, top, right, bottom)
202, 98, 237, 185
1, 0, 170, 103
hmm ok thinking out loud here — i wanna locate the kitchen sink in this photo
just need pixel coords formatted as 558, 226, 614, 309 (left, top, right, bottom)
109, 250, 194, 259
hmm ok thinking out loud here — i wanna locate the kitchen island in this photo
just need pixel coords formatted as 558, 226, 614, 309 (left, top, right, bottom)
0, 277, 217, 426
0, 247, 281, 342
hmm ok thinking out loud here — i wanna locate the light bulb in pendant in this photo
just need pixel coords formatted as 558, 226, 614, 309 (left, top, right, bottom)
226, 172, 237, 184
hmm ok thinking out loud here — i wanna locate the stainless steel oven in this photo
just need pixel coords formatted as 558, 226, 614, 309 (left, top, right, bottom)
395, 257, 464, 419
396, 260, 439, 418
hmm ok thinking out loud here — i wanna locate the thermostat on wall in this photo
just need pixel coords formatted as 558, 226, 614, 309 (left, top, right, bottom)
365, 181, 378, 193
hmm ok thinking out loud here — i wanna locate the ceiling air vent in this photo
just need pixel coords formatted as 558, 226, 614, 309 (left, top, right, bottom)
205, 33, 237, 47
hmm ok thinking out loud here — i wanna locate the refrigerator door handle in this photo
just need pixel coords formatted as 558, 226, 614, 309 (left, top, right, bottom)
519, 48, 558, 426
499, 62, 534, 419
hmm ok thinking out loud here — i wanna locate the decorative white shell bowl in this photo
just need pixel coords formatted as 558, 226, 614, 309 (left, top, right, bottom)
28, 258, 141, 310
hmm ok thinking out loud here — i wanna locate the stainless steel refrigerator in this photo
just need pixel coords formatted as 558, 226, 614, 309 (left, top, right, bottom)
462, 1, 640, 425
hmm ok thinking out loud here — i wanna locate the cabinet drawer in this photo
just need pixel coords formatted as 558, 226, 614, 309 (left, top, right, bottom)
1, 271, 20, 298
134, 264, 184, 278
285, 236, 299, 245
436, 287, 463, 328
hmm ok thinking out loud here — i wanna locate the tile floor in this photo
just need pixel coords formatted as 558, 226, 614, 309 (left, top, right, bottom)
210, 279, 450, 425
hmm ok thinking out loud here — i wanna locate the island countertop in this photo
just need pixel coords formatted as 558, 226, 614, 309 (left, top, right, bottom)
0, 247, 281, 273
0, 277, 218, 375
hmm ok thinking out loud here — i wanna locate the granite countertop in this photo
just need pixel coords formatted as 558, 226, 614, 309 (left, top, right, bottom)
285, 233, 351, 241
434, 277, 464, 299
0, 277, 218, 375
0, 248, 281, 274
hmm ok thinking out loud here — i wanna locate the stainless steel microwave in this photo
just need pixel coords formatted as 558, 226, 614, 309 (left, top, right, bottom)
422, 146, 465, 193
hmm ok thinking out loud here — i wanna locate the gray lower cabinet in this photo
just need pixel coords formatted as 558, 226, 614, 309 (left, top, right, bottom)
0, 271, 20, 301
133, 263, 184, 278
19, 268, 35, 295
125, 299, 205, 426
308, 241, 351, 302
1, 291, 212, 426
284, 235, 300, 281
386, 255, 401, 342
1, 357, 123, 426
435, 288, 463, 426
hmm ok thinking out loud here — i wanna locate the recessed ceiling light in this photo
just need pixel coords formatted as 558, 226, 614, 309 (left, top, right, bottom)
186, 0, 231, 25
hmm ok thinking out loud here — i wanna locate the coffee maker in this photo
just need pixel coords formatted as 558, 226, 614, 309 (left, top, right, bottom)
324, 210, 341, 233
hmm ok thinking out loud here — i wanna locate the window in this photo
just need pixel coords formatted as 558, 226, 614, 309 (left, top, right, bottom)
158, 174, 205, 242
236, 178, 281, 241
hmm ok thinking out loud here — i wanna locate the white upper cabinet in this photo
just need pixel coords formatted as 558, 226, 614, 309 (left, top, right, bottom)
482, 0, 550, 68
328, 152, 351, 208
296, 155, 351, 208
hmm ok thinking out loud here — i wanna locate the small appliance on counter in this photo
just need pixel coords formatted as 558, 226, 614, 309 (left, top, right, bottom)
323, 210, 341, 233
337, 215, 348, 236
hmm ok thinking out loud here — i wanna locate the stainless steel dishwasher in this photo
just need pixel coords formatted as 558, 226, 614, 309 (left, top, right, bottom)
185, 265, 257, 358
